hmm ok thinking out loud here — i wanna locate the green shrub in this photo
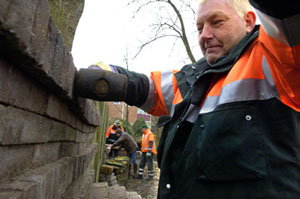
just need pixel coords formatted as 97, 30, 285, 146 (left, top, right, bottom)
132, 118, 147, 137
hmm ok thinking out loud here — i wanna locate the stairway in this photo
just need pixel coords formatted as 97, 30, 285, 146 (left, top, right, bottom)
90, 182, 142, 199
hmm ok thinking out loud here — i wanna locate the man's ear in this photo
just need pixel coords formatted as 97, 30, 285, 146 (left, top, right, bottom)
244, 11, 256, 33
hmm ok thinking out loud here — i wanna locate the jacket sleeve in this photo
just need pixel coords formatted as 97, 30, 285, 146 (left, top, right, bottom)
250, 0, 300, 111
250, 0, 300, 47
116, 66, 182, 117
106, 126, 111, 138
149, 140, 153, 149
141, 70, 182, 116
112, 134, 125, 147
249, 0, 300, 19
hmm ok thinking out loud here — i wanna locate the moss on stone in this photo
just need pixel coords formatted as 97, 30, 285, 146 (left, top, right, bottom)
47, 0, 85, 51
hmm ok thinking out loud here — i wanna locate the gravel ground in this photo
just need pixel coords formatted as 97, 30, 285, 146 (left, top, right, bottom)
126, 161, 160, 199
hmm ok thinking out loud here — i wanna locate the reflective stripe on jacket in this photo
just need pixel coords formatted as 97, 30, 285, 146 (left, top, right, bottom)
141, 129, 157, 154
140, 70, 183, 116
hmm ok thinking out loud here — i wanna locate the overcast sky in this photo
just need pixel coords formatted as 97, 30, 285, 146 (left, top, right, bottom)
71, 0, 201, 75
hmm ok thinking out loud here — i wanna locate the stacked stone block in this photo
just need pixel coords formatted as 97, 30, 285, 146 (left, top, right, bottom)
90, 182, 142, 199
0, 0, 101, 198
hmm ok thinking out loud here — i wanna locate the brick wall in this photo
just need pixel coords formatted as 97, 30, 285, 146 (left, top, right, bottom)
107, 102, 138, 124
0, 0, 101, 198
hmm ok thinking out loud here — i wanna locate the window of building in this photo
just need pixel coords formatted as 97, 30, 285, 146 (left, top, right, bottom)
137, 108, 147, 114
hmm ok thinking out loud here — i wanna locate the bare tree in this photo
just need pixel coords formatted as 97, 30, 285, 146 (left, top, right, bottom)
128, 0, 198, 63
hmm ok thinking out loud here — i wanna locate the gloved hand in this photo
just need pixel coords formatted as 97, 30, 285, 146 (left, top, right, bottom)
146, 152, 152, 157
88, 62, 119, 73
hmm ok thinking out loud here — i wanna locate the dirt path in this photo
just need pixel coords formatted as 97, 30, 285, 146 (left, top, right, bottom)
126, 161, 160, 199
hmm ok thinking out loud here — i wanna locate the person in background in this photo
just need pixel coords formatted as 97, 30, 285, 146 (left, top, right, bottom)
138, 125, 157, 180
112, 129, 138, 178
106, 120, 124, 157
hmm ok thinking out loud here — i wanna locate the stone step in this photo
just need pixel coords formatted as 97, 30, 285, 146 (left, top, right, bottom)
108, 185, 127, 199
127, 191, 143, 199
90, 182, 109, 199
110, 174, 118, 186
100, 173, 119, 186
89, 182, 143, 199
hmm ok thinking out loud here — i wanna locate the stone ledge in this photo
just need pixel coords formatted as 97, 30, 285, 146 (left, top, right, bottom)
0, 0, 100, 127
0, 145, 34, 185
0, 56, 99, 132
0, 143, 97, 185
0, 104, 96, 145
62, 166, 94, 199
0, 144, 97, 198
0, 190, 23, 199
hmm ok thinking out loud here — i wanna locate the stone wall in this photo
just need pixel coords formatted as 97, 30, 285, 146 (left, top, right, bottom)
0, 0, 100, 198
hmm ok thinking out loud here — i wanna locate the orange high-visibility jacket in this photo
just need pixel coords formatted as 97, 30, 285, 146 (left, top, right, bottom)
109, 2, 300, 198
141, 129, 157, 154
106, 125, 124, 138
140, 26, 300, 119
106, 125, 124, 145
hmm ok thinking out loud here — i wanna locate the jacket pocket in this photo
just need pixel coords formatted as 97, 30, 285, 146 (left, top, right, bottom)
197, 106, 267, 181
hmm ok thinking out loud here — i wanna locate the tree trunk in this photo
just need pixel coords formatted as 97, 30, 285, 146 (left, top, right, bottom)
48, 0, 85, 51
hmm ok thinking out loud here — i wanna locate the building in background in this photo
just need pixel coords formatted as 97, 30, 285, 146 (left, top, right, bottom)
137, 109, 150, 122
107, 102, 150, 124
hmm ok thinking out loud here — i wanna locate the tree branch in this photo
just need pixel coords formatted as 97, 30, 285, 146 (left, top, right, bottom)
133, 34, 180, 59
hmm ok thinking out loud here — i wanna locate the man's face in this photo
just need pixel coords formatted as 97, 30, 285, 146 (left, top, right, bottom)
196, 0, 248, 65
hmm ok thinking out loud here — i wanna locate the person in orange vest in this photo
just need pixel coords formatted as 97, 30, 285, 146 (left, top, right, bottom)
106, 120, 124, 157
75, 1, 300, 197
138, 124, 157, 180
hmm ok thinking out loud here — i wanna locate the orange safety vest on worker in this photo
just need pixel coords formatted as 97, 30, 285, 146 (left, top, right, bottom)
141, 129, 157, 154
106, 125, 124, 145
106, 125, 124, 138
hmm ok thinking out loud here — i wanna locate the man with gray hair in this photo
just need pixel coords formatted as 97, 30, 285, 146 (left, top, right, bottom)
75, 0, 300, 198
